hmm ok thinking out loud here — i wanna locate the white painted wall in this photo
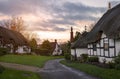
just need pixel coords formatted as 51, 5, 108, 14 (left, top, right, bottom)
76, 48, 88, 57
115, 40, 120, 56
71, 48, 87, 58
52, 44, 62, 55
16, 46, 31, 54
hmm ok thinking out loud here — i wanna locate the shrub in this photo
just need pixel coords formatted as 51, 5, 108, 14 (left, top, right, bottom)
87, 56, 99, 63
64, 53, 71, 60
34, 48, 50, 56
108, 61, 115, 69
80, 54, 88, 62
0, 65, 5, 73
115, 64, 120, 70
0, 47, 9, 56
114, 55, 120, 64
114, 55, 120, 70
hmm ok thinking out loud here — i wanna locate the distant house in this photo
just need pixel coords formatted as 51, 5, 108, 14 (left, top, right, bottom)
0, 26, 31, 54
71, 32, 88, 60
85, 4, 120, 63
50, 40, 62, 55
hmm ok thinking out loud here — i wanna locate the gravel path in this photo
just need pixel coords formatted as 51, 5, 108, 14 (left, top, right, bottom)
0, 62, 40, 72
38, 59, 99, 79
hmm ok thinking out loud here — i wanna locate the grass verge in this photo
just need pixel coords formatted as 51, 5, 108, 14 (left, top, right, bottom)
0, 55, 63, 67
0, 68, 40, 79
61, 60, 120, 79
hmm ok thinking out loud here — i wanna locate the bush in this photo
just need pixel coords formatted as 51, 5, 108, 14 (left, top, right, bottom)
115, 64, 120, 70
0, 65, 5, 73
87, 56, 99, 63
34, 48, 50, 56
64, 53, 71, 60
80, 54, 88, 62
114, 55, 120, 70
0, 47, 9, 56
114, 55, 120, 64
108, 61, 115, 69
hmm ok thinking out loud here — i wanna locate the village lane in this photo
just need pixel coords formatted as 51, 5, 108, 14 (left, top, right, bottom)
38, 59, 99, 79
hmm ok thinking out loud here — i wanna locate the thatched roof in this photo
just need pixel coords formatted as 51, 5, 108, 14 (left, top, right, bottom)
50, 42, 56, 52
0, 26, 28, 46
71, 32, 88, 49
85, 3, 120, 43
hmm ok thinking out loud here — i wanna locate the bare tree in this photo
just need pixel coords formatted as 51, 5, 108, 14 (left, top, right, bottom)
22, 31, 38, 41
1, 17, 25, 32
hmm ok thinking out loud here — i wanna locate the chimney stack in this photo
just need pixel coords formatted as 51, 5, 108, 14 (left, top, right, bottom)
85, 25, 87, 32
70, 27, 73, 43
55, 39, 57, 43
108, 2, 111, 10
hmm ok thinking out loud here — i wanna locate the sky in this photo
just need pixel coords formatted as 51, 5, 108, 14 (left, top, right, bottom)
0, 0, 119, 44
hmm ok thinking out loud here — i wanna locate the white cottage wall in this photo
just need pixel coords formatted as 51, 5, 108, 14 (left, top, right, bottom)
71, 49, 75, 56
115, 40, 120, 56
76, 48, 87, 57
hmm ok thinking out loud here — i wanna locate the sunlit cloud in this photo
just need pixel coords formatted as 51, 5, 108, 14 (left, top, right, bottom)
0, 0, 119, 43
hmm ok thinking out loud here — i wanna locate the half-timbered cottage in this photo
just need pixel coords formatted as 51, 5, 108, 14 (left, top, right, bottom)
0, 26, 31, 54
86, 4, 120, 63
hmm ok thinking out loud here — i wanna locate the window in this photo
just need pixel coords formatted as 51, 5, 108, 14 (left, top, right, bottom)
93, 43, 96, 51
104, 43, 109, 51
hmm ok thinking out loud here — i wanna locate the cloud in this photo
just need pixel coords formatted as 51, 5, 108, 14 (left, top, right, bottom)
0, 0, 107, 32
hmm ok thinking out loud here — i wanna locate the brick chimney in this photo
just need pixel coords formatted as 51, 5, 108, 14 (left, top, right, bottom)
70, 27, 73, 43
108, 2, 111, 10
55, 39, 57, 43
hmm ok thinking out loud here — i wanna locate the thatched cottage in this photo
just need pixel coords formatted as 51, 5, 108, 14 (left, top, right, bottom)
86, 3, 120, 63
0, 26, 31, 54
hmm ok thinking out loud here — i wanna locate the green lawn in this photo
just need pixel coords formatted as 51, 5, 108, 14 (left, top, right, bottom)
0, 55, 62, 67
0, 68, 40, 79
61, 60, 120, 79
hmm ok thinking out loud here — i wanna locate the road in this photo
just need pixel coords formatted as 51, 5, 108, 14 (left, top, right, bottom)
39, 59, 99, 79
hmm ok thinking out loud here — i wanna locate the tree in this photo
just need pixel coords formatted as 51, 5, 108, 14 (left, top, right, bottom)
1, 17, 25, 32
41, 40, 52, 55
22, 32, 38, 41
41, 40, 52, 52
73, 31, 81, 42
29, 38, 37, 52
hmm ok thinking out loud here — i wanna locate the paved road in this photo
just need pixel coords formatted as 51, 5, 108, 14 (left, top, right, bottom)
38, 59, 99, 79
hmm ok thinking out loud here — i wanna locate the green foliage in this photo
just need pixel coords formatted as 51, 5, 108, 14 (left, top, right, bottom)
61, 41, 71, 55
0, 68, 40, 79
34, 48, 50, 56
114, 55, 120, 70
114, 55, 120, 64
115, 64, 120, 70
41, 40, 52, 53
29, 38, 37, 52
64, 53, 71, 60
108, 61, 115, 69
73, 31, 81, 42
0, 48, 9, 56
61, 60, 120, 79
0, 55, 62, 67
80, 54, 88, 62
87, 56, 99, 62
0, 65, 5, 74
